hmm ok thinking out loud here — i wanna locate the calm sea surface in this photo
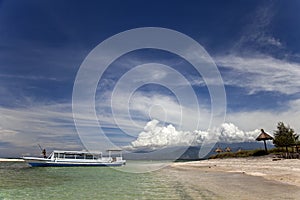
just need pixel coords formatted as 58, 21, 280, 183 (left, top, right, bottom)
0, 161, 181, 200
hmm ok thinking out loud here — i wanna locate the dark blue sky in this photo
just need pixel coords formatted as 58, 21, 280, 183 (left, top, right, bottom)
0, 0, 300, 156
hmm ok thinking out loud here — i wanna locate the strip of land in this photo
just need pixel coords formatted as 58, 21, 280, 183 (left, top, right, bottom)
0, 158, 24, 162
172, 156, 300, 187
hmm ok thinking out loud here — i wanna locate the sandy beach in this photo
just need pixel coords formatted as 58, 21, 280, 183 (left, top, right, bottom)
171, 157, 300, 188
155, 157, 300, 199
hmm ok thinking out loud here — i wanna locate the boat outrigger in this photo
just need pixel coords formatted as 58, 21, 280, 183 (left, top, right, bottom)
22, 149, 126, 167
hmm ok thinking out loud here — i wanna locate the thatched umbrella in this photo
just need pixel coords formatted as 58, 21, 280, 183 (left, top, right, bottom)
256, 129, 273, 152
215, 147, 223, 153
225, 147, 231, 152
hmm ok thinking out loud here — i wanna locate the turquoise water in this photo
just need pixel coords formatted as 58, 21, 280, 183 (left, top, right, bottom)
0, 161, 179, 200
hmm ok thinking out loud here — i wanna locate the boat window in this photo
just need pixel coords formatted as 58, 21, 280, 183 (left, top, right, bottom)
85, 154, 93, 159
58, 154, 64, 158
76, 154, 84, 159
54, 153, 58, 158
65, 154, 76, 159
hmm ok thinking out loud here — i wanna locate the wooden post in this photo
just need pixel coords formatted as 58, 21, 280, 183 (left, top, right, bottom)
263, 140, 267, 152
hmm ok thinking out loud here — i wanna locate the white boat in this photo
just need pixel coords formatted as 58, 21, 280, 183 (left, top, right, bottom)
22, 150, 126, 167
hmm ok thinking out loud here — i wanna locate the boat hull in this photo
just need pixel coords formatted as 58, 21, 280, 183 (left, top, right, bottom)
23, 157, 125, 167
28, 162, 124, 167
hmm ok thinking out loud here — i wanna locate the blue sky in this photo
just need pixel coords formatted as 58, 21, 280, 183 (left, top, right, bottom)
1, 0, 300, 157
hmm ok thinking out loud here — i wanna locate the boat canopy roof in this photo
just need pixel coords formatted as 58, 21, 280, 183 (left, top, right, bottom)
52, 150, 102, 155
106, 149, 123, 152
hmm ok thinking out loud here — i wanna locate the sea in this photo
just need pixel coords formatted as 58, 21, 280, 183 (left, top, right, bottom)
0, 161, 184, 200
1, 161, 300, 200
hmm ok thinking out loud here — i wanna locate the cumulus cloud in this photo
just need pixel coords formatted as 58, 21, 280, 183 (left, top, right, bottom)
214, 123, 260, 142
131, 120, 200, 148
131, 120, 260, 149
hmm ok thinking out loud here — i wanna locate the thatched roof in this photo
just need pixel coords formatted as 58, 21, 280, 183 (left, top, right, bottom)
256, 129, 273, 141
215, 147, 223, 153
225, 147, 231, 152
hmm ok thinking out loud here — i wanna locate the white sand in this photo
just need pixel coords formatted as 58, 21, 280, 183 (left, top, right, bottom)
0, 158, 24, 162
172, 157, 300, 187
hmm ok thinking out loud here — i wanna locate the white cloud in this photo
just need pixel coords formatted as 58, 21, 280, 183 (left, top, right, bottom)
93, 81, 300, 148
1, 92, 299, 155
216, 54, 300, 95
215, 123, 261, 142
0, 126, 18, 144
266, 37, 282, 47
1, 48, 300, 155
131, 119, 260, 149
99, 88, 215, 135
0, 73, 59, 81
0, 104, 81, 150
131, 120, 197, 148
226, 99, 300, 133
233, 2, 283, 51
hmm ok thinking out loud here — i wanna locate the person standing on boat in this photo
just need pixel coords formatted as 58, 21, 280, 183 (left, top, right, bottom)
42, 149, 46, 158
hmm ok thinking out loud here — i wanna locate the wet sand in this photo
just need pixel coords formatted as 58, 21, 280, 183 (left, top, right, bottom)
161, 157, 300, 199
172, 157, 300, 187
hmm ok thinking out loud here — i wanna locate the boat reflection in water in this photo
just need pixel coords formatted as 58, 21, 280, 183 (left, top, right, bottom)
22, 150, 126, 167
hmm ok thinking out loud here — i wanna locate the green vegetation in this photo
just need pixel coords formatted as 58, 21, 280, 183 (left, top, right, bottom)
273, 122, 299, 153
209, 149, 268, 159
209, 148, 289, 159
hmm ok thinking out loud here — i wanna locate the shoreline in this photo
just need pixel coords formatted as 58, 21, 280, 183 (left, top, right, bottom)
171, 157, 300, 188
0, 158, 24, 162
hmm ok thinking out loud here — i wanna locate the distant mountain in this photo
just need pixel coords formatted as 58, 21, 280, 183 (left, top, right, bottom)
123, 142, 274, 160
178, 142, 274, 160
